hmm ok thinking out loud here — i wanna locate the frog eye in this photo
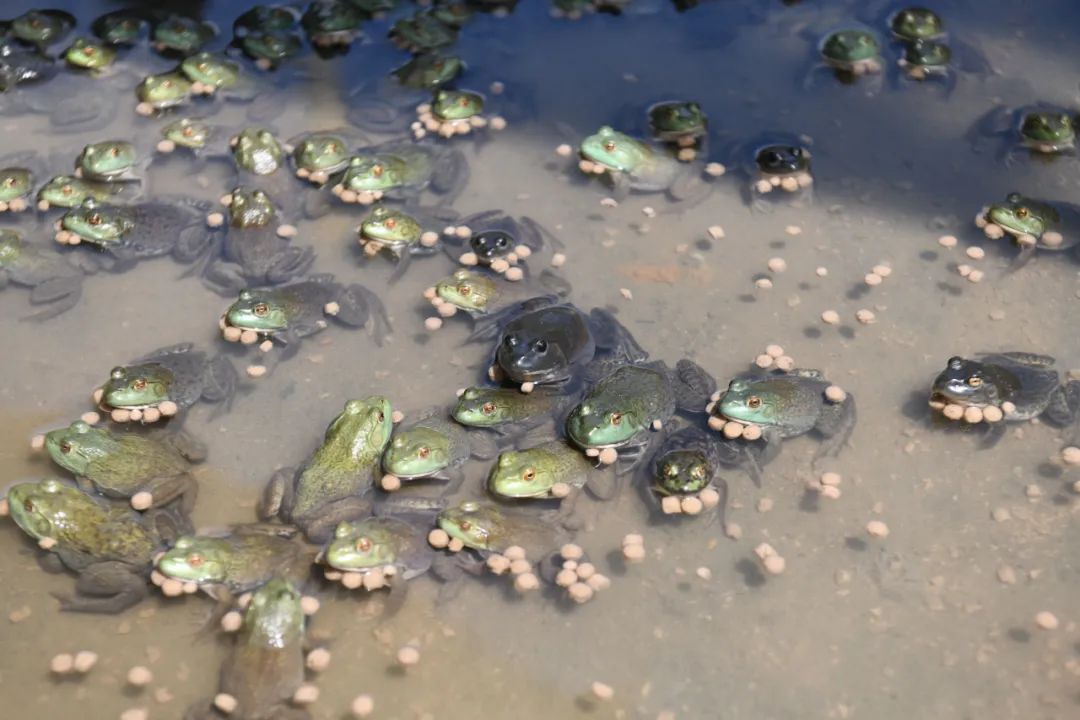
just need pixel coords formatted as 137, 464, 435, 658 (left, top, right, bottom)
88, 212, 102, 225
747, 396, 762, 409
109, 146, 121, 156
947, 357, 964, 370
59, 441, 72, 454
187, 553, 204, 567
61, 185, 73, 195
481, 402, 496, 415
603, 140, 616, 152
458, 285, 471, 296
458, 97, 470, 107
459, 520, 471, 531
663, 463, 678, 477
610, 412, 622, 425
791, 147, 803, 157
253, 302, 269, 317
355, 537, 372, 552
3, 177, 14, 187
372, 164, 384, 177
132, 378, 147, 390
183, 127, 194, 137
418, 447, 430, 459
385, 218, 396, 230
376, 411, 385, 422
197, 62, 208, 71
23, 498, 34, 513
690, 464, 706, 480
532, 339, 547, 354
967, 376, 982, 387
1015, 207, 1029, 219
503, 334, 518, 348
522, 468, 536, 482
328, 142, 339, 153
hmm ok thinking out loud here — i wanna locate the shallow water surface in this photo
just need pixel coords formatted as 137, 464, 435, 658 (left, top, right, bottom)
1, 1, 1079, 719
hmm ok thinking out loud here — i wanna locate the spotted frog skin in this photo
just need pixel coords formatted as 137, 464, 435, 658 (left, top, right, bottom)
5, 479, 186, 613
259, 397, 394, 543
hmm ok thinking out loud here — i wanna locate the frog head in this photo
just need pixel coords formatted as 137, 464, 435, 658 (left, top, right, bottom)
102, 363, 175, 409
233, 127, 285, 176
382, 426, 451, 478
434, 270, 499, 312
227, 187, 277, 228
360, 206, 421, 247
0, 167, 32, 203
64, 38, 117, 71
324, 521, 398, 571
820, 29, 880, 65
653, 449, 711, 495
432, 89, 484, 121
565, 395, 641, 449
294, 134, 350, 173
716, 378, 783, 426
342, 154, 405, 192
137, 72, 193, 108
43, 421, 114, 476
889, 7, 943, 40
226, 288, 288, 332
487, 449, 558, 498
61, 199, 133, 246
580, 126, 650, 173
77, 141, 137, 179
931, 356, 1009, 407
156, 536, 233, 583
754, 144, 811, 176
181, 52, 239, 89
1019, 111, 1076, 147
437, 501, 497, 551
162, 118, 211, 151
5, 479, 82, 542
649, 101, 707, 135
154, 16, 216, 54
987, 193, 1056, 239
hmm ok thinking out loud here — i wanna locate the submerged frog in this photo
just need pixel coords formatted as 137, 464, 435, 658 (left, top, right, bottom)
929, 353, 1080, 446
220, 275, 390, 365
565, 359, 715, 471
725, 132, 814, 210
887, 6, 944, 40
968, 105, 1078, 163
425, 267, 572, 332
43, 421, 204, 512
157, 525, 314, 599
152, 15, 218, 56
488, 438, 598, 500
355, 204, 457, 279
331, 142, 467, 206
63, 37, 118, 73
5, 478, 183, 613
415, 88, 496, 140
197, 186, 314, 295
389, 11, 459, 53
440, 210, 564, 278
232, 126, 288, 177
392, 53, 464, 90
382, 410, 497, 491
180, 52, 247, 98
156, 117, 216, 156
184, 577, 309, 720
260, 397, 394, 543
0, 42, 57, 93
817, 29, 883, 76
92, 10, 150, 45
578, 126, 709, 202
57, 196, 215, 270
647, 100, 708, 150
233, 5, 302, 37
94, 343, 239, 423
0, 228, 86, 320
347, 53, 464, 134
437, 500, 564, 558
976, 193, 1080, 266
710, 367, 856, 462
896, 38, 954, 87
240, 30, 303, 70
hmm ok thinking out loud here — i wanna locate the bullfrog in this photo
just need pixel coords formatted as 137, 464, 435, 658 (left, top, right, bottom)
479, 297, 646, 388
302, 0, 364, 49
578, 126, 709, 202
288, 129, 359, 185
331, 141, 467, 206
817, 29, 883, 77
36, 173, 133, 211
430, 1, 474, 27
355, 204, 457, 280
382, 410, 497, 491
75, 140, 141, 183
197, 186, 315, 295
57, 196, 215, 270
232, 126, 288, 177
0, 228, 86, 320
152, 14, 218, 56
321, 514, 434, 587
488, 439, 598, 500
426, 268, 572, 331
0, 152, 44, 213
886, 6, 943, 40
4, 478, 183, 613
91, 10, 149, 45
389, 11, 459, 53
260, 397, 394, 543
183, 577, 309, 720
240, 30, 303, 70
929, 353, 1080, 447
453, 385, 573, 437
0, 42, 56, 92
234, 5, 301, 37
157, 525, 314, 599
63, 37, 118, 74
94, 343, 239, 423
565, 359, 715, 471
976, 193, 1080, 266
220, 275, 389, 365
135, 71, 195, 115
180, 52, 259, 103
710, 367, 856, 461
156, 117, 216, 156
725, 132, 814, 210
440, 210, 563, 277
968, 104, 1079, 164
415, 88, 493, 140
649, 425, 729, 521
437, 500, 564, 558
43, 421, 204, 512
8, 9, 75, 51
896, 38, 954, 88
346, 53, 464, 134
647, 100, 708, 150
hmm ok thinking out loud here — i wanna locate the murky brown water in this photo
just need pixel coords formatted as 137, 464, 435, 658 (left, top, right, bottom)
1, 1, 1079, 719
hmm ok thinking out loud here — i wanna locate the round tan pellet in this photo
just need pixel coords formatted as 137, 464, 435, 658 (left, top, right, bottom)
561, 543, 584, 561
722, 421, 744, 439
1062, 446, 1080, 465
351, 694, 375, 717
680, 496, 703, 515
73, 650, 98, 674
741, 424, 762, 441
50, 653, 74, 674
963, 406, 984, 424
127, 666, 153, 687
623, 544, 645, 562
1035, 611, 1059, 630
397, 645, 420, 666
938, 235, 958, 248
942, 404, 965, 420
866, 520, 889, 538
568, 582, 593, 603
591, 681, 614, 700
514, 572, 539, 592
821, 310, 840, 325
699, 488, 720, 508
660, 495, 682, 514
762, 555, 785, 575
306, 648, 331, 672
864, 273, 883, 287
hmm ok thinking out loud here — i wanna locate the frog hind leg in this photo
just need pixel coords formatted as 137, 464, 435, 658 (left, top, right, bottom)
993, 352, 1056, 368
1043, 380, 1080, 430
430, 147, 469, 204
54, 562, 148, 614
201, 353, 239, 409
140, 473, 199, 515
337, 283, 391, 344
812, 393, 857, 461
24, 276, 82, 321
672, 358, 717, 413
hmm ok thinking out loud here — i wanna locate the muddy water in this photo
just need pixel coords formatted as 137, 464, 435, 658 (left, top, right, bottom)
1, 1, 1079, 719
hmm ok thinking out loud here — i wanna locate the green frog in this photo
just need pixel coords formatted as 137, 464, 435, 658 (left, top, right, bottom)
135, 71, 194, 115
578, 126, 709, 202
240, 30, 303, 70
968, 105, 1079, 165
453, 385, 571, 437
302, 0, 364, 48
321, 514, 435, 586
37, 174, 133, 211
5, 479, 184, 613
0, 228, 86, 320
488, 439, 598, 500
91, 10, 149, 46
75, 139, 141, 182
152, 14, 218, 56
9, 10, 76, 50
332, 142, 467, 206
43, 421, 204, 512
977, 193, 1080, 267
382, 410, 497, 491
389, 11, 459, 53
259, 397, 394, 543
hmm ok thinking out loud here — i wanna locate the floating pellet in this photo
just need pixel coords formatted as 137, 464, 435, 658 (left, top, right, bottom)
591, 682, 614, 700
127, 666, 153, 687
50, 653, 74, 674
447, 537, 465, 553
866, 520, 889, 538
1035, 611, 1059, 630
568, 582, 593, 603
938, 235, 958, 248
660, 495, 682, 514
821, 310, 840, 325
306, 648, 331, 672
351, 694, 375, 718
73, 651, 98, 674
428, 529, 449, 549
514, 572, 539, 592
1062, 446, 1080, 465
864, 273, 883, 287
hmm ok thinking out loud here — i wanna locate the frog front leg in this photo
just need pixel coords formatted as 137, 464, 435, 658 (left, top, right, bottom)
54, 561, 148, 614
258, 466, 296, 523
813, 394, 857, 460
